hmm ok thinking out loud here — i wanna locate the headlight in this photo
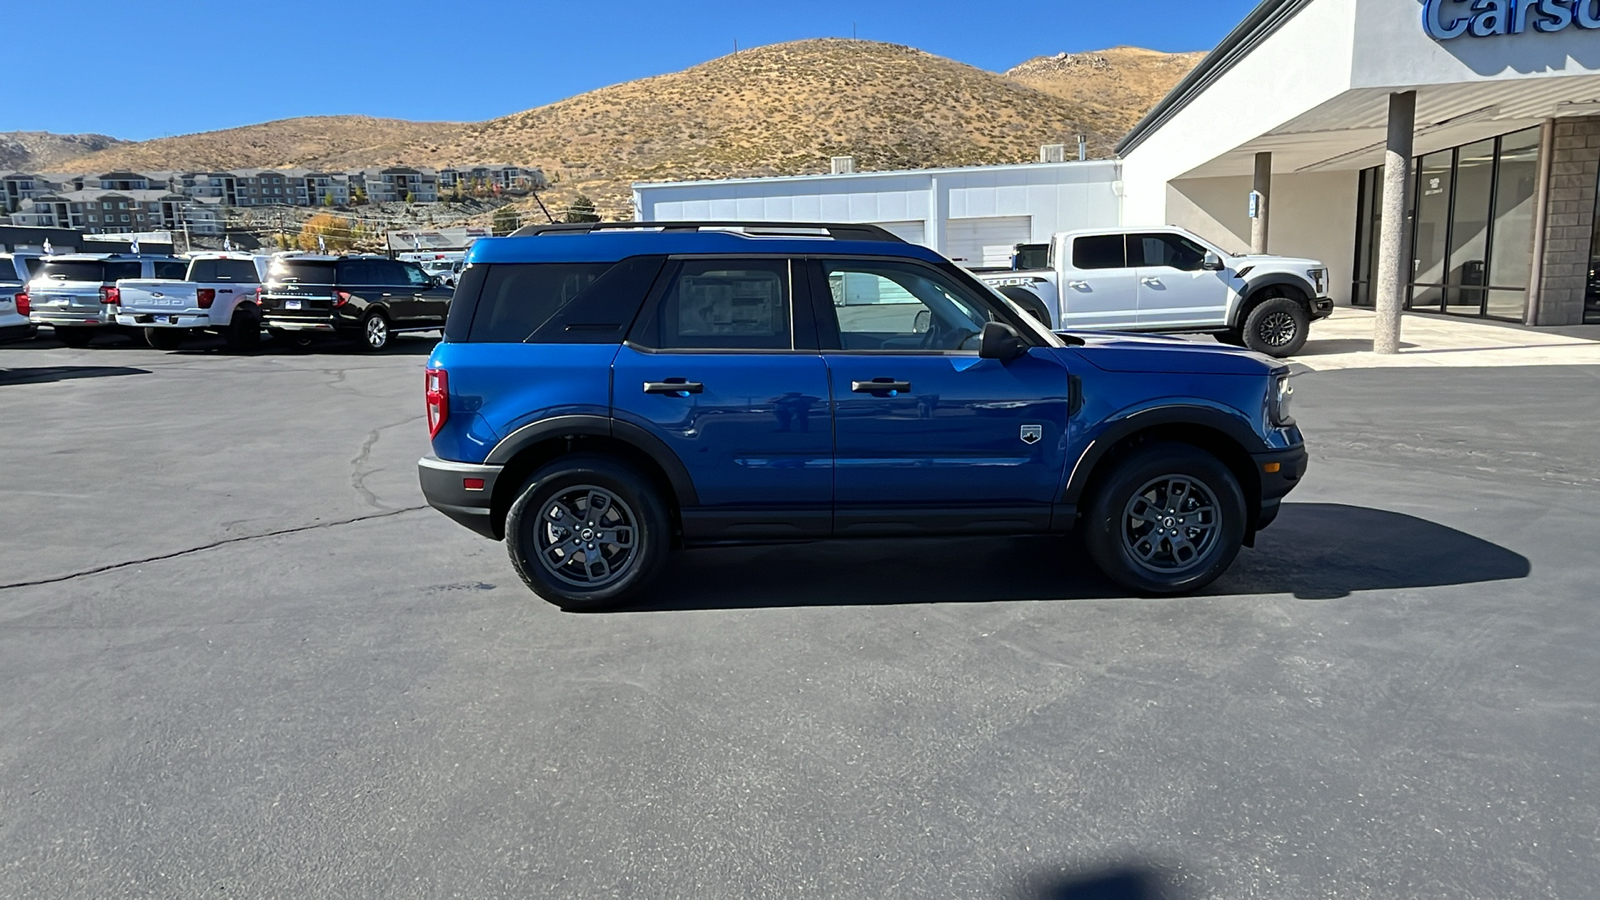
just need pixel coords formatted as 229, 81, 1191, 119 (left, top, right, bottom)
1270, 374, 1295, 427
1307, 268, 1328, 296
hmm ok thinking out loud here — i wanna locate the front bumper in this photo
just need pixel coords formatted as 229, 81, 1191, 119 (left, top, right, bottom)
116, 313, 215, 329
1251, 444, 1308, 531
1311, 297, 1334, 320
418, 456, 504, 540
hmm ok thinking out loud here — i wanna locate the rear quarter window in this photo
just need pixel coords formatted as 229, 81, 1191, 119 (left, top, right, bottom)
470, 262, 618, 342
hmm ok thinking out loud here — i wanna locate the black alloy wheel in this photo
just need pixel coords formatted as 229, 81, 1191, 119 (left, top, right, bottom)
1242, 297, 1310, 357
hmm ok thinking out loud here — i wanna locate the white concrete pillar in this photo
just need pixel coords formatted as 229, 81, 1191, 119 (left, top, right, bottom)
1374, 91, 1416, 355
1251, 152, 1272, 255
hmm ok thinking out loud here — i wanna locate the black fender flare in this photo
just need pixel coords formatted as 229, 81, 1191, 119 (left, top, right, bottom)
485, 414, 700, 507
1236, 275, 1315, 323
1062, 404, 1267, 505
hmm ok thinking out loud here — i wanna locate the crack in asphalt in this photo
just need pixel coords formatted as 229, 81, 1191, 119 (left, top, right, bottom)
0, 507, 427, 592
349, 415, 424, 510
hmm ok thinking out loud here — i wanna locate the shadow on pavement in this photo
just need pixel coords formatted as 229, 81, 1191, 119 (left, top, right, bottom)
0, 365, 151, 385
1015, 864, 1191, 900
627, 503, 1530, 611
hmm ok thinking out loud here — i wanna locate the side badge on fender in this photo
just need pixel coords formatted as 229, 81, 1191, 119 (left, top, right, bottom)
1020, 425, 1042, 445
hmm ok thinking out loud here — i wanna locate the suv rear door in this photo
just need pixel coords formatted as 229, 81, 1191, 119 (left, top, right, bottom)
807, 257, 1072, 535
613, 256, 833, 541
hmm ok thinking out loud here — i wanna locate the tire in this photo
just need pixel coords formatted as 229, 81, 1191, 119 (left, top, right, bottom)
505, 453, 672, 611
54, 328, 94, 348
270, 329, 315, 350
222, 307, 261, 352
144, 328, 184, 351
1241, 296, 1310, 357
358, 310, 390, 351
1081, 441, 1247, 595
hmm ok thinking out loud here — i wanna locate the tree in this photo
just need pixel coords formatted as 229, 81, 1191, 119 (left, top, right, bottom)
322, 193, 335, 207
492, 205, 522, 236
352, 187, 368, 206
297, 213, 358, 252
564, 195, 600, 223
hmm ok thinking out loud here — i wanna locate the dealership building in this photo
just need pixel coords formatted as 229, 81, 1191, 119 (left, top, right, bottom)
634, 0, 1600, 325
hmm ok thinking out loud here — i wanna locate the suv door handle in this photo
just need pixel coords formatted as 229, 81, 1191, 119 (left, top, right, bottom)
643, 379, 704, 396
1141, 277, 1162, 286
1067, 280, 1090, 290
852, 379, 912, 395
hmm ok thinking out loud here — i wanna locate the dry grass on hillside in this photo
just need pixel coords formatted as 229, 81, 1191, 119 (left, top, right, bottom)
385, 39, 1122, 217
0, 132, 128, 171
1006, 46, 1205, 138
62, 116, 461, 173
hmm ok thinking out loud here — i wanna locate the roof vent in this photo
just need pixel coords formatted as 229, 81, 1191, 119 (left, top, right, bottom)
1039, 144, 1067, 164
831, 156, 856, 175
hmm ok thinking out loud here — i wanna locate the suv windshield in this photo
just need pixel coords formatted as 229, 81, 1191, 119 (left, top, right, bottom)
269, 260, 336, 285
36, 260, 136, 283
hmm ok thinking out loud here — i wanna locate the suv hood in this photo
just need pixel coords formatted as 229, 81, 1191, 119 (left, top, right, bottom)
1059, 332, 1278, 375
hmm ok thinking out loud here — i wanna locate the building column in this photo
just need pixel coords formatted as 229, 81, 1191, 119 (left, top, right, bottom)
1531, 116, 1600, 325
1251, 152, 1272, 255
1374, 91, 1417, 355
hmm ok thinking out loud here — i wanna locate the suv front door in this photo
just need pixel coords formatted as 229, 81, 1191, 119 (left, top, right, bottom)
1129, 231, 1230, 328
808, 258, 1073, 535
612, 257, 833, 542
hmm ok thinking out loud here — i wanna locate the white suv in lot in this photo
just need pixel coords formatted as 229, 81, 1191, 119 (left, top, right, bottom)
978, 227, 1334, 357
27, 253, 188, 347
0, 253, 47, 342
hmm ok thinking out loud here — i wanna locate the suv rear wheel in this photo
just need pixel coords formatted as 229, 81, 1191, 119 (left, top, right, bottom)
1242, 296, 1310, 357
1081, 442, 1247, 595
223, 306, 261, 352
145, 328, 184, 351
359, 310, 389, 351
505, 454, 672, 611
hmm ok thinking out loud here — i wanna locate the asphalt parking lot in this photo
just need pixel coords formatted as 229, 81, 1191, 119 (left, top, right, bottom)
0, 329, 1595, 899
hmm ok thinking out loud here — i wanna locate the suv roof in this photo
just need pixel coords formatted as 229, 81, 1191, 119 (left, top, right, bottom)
476, 221, 943, 266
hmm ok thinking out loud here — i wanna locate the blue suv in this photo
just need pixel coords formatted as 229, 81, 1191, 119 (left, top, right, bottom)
418, 222, 1306, 610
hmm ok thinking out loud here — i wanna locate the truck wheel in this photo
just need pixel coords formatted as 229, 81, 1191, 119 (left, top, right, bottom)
1242, 297, 1310, 357
505, 454, 672, 611
54, 328, 94, 348
359, 310, 389, 351
144, 328, 184, 351
223, 307, 261, 352
1081, 442, 1247, 595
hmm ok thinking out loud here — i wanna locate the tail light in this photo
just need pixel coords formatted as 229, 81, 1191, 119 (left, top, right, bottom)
332, 290, 352, 307
99, 285, 120, 305
425, 368, 449, 437
197, 288, 216, 309
14, 291, 27, 317
254, 286, 262, 305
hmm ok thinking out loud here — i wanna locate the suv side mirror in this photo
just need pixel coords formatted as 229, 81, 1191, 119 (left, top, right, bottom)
979, 321, 1027, 362
913, 309, 931, 334
1203, 252, 1225, 271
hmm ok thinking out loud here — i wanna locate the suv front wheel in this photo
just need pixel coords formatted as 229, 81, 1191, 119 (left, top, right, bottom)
1241, 296, 1310, 357
505, 454, 672, 611
1081, 442, 1247, 595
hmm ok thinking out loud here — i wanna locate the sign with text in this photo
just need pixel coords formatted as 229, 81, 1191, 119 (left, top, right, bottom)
1424, 0, 1600, 40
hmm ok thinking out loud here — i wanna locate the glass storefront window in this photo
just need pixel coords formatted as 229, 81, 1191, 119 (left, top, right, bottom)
1352, 126, 1543, 320
1587, 176, 1600, 325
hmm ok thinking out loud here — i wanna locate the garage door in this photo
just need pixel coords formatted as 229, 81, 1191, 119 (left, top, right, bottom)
945, 216, 1033, 269
868, 220, 927, 247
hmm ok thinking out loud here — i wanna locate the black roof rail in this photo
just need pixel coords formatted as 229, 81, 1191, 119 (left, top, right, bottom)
506, 221, 905, 243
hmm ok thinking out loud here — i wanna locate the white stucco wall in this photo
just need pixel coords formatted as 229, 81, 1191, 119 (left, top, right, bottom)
633, 161, 1122, 255
1351, 0, 1600, 89
1166, 171, 1361, 305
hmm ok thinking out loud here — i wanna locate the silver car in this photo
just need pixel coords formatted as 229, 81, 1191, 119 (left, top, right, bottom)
26, 253, 187, 347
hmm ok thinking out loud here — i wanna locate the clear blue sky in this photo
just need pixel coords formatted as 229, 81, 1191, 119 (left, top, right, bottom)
16, 0, 1262, 141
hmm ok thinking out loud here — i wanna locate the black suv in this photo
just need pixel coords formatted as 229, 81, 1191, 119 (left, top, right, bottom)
259, 255, 453, 350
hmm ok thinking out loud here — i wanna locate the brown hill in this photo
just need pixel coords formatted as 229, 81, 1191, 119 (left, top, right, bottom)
1006, 46, 1205, 137
381, 39, 1124, 218
60, 116, 461, 173
0, 132, 129, 171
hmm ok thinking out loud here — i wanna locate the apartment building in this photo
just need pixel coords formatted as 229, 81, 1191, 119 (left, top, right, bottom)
353, 166, 439, 203
9, 189, 193, 234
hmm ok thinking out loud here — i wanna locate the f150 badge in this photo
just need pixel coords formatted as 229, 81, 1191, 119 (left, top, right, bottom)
1020, 425, 1042, 445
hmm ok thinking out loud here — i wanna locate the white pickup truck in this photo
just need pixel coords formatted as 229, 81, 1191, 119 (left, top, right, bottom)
115, 253, 271, 350
976, 226, 1334, 357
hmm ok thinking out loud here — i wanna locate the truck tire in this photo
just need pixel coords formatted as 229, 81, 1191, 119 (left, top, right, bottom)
54, 328, 94, 348
1241, 297, 1310, 357
223, 307, 261, 352
144, 328, 184, 351
505, 453, 673, 611
1081, 441, 1247, 595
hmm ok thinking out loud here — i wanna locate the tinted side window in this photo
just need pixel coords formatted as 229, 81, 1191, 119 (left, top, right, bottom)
470, 262, 616, 343
631, 259, 791, 351
402, 263, 431, 288
1128, 233, 1208, 271
153, 261, 187, 280
376, 261, 412, 286
336, 259, 381, 285
1072, 235, 1126, 270
106, 262, 143, 281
